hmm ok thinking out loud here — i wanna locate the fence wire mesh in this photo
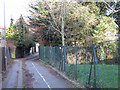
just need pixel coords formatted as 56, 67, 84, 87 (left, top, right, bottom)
39, 40, 119, 88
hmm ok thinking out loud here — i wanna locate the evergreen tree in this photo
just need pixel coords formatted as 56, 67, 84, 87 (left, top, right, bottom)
28, 1, 118, 46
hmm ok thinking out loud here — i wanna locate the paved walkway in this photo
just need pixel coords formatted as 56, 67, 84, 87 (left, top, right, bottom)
2, 60, 22, 88
2, 53, 72, 88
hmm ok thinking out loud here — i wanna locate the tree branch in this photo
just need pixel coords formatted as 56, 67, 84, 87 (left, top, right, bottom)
41, 0, 60, 30
103, 0, 120, 14
47, 19, 67, 37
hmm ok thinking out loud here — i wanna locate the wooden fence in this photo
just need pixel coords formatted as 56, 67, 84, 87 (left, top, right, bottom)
0, 47, 11, 72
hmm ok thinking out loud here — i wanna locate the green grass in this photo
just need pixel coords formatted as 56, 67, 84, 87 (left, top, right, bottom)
65, 64, 118, 88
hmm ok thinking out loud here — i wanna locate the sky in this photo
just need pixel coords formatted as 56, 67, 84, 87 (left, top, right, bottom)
0, 0, 35, 28
0, 0, 119, 28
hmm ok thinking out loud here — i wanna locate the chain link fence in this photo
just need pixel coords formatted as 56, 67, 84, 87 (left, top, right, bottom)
39, 40, 119, 88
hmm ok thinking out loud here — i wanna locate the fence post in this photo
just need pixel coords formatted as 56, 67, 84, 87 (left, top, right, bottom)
54, 47, 56, 67
63, 46, 67, 72
63, 46, 65, 71
75, 46, 78, 80
44, 47, 45, 61
38, 46, 40, 59
50, 47, 52, 65
88, 50, 94, 86
42, 46, 43, 60
118, 35, 120, 66
93, 44, 102, 88
58, 47, 62, 70
93, 44, 96, 88
50, 47, 54, 65
118, 31, 120, 58
55, 47, 58, 68
5, 48, 7, 71
61, 46, 63, 71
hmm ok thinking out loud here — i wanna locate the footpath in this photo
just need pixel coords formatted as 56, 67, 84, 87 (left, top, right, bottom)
2, 53, 73, 88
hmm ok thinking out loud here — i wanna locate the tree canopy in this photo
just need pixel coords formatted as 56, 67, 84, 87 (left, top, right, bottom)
6, 16, 35, 48
28, 1, 118, 46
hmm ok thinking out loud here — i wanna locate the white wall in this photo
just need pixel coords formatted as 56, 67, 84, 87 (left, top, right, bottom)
36, 43, 39, 52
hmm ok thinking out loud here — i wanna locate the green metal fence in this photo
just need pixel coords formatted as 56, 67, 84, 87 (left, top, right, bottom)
39, 40, 119, 88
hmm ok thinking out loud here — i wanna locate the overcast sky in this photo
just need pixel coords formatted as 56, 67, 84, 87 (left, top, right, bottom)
0, 0, 35, 28
0, 0, 119, 28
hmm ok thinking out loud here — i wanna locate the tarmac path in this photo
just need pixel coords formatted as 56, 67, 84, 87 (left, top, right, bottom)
2, 59, 23, 88
2, 53, 72, 88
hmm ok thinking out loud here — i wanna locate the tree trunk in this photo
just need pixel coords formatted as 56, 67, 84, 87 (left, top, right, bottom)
61, 1, 65, 46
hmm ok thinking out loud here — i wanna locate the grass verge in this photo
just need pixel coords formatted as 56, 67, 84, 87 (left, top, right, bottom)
66, 64, 118, 88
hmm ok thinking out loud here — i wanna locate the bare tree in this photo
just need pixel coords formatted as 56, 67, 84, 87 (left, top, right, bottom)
41, 0, 66, 46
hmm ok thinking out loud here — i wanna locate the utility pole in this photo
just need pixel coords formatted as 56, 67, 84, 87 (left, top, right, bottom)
3, 0, 7, 70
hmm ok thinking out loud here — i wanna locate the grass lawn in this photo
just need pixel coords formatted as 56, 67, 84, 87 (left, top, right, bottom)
65, 64, 118, 88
